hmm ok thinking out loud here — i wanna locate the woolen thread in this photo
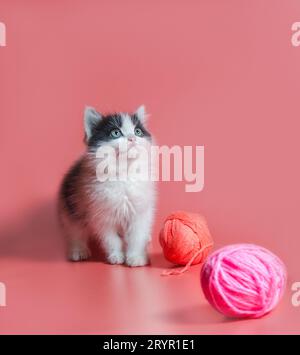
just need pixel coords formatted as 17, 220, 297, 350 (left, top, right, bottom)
159, 211, 213, 275
201, 244, 287, 318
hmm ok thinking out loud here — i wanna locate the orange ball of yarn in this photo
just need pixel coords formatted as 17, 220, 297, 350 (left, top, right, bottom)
159, 211, 213, 275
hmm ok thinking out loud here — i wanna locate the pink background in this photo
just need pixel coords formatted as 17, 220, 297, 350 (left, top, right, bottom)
1, 0, 300, 334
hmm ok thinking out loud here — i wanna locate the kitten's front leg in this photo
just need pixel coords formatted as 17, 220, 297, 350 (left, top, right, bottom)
101, 229, 125, 265
125, 209, 153, 267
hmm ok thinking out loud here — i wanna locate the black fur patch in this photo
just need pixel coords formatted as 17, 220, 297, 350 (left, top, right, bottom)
87, 114, 123, 147
130, 114, 139, 126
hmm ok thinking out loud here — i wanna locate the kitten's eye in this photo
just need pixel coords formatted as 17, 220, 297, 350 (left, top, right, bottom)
134, 127, 143, 137
110, 129, 122, 138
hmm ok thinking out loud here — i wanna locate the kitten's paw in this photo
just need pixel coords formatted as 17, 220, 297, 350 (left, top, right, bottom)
107, 253, 125, 265
68, 247, 91, 262
126, 254, 149, 267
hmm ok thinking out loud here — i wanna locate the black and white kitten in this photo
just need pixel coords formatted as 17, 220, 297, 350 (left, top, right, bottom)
58, 106, 155, 267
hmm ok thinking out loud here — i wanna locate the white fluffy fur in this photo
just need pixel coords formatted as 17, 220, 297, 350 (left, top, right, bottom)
59, 108, 156, 267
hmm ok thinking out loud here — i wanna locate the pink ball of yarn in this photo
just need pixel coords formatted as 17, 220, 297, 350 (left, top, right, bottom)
201, 244, 287, 319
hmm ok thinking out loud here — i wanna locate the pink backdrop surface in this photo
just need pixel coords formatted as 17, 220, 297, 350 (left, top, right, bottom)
1, 0, 300, 334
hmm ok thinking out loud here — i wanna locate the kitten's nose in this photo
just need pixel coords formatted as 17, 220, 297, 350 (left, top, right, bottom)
128, 135, 136, 142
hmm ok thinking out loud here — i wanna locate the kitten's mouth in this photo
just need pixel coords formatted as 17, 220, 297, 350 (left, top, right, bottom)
116, 144, 143, 160
117, 141, 137, 152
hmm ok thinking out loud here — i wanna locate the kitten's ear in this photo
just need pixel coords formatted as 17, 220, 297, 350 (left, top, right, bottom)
135, 105, 148, 124
84, 106, 102, 142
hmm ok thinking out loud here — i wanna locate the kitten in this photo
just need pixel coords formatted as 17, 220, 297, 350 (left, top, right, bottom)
58, 105, 156, 267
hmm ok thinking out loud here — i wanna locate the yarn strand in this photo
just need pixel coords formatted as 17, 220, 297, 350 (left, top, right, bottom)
161, 243, 214, 276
